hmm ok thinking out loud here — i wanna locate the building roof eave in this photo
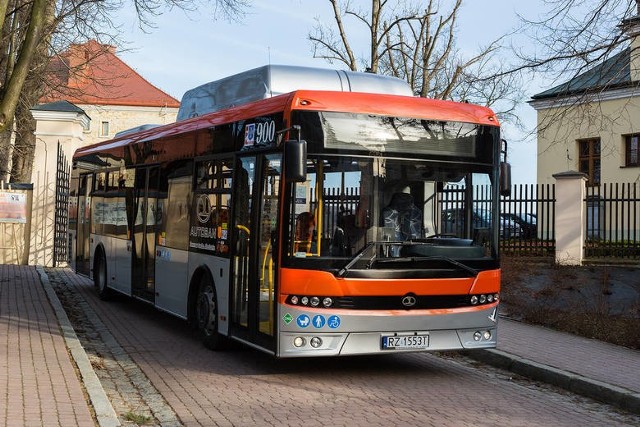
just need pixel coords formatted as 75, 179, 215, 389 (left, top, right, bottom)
528, 82, 640, 110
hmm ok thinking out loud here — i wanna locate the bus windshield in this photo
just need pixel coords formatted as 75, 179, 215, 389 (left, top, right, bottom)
285, 112, 502, 274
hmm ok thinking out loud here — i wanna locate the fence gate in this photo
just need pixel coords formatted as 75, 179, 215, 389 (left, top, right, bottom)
54, 142, 70, 266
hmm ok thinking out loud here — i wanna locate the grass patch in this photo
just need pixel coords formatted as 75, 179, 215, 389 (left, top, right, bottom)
500, 257, 640, 350
123, 411, 153, 425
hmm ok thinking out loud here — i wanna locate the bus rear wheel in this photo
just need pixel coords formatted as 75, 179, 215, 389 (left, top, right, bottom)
93, 250, 112, 300
196, 275, 226, 350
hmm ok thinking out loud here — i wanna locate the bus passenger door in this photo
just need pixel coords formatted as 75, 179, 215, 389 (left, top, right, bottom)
76, 174, 93, 276
230, 154, 280, 351
131, 166, 160, 302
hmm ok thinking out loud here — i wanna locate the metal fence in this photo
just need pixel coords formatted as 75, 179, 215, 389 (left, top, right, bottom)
54, 142, 70, 267
309, 187, 360, 240
306, 182, 640, 261
438, 183, 556, 257
584, 183, 640, 259
500, 184, 556, 257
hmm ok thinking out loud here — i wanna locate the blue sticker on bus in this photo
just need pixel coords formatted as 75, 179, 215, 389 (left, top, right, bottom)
296, 314, 310, 328
312, 315, 325, 328
327, 315, 341, 329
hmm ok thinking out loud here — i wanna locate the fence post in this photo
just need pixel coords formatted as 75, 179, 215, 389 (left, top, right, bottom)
553, 171, 588, 265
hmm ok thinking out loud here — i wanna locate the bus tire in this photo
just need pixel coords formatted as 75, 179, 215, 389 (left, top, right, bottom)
196, 274, 226, 350
93, 249, 112, 300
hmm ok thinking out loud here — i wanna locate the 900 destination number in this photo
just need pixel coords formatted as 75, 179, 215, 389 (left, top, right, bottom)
381, 334, 429, 350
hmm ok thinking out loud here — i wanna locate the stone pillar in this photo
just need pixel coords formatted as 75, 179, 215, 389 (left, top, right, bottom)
553, 171, 588, 265
29, 102, 90, 266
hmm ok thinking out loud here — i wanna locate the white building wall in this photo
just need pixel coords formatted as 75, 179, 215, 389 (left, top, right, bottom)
78, 104, 179, 145
533, 91, 640, 186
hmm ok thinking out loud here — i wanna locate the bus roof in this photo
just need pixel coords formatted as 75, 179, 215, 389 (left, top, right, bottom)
73, 90, 499, 161
176, 64, 414, 121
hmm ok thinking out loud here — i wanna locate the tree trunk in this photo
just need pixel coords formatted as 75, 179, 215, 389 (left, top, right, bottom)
0, 0, 47, 133
10, 99, 37, 183
0, 126, 13, 183
8, 0, 54, 183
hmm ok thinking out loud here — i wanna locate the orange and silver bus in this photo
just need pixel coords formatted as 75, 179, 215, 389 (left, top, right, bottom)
69, 65, 507, 357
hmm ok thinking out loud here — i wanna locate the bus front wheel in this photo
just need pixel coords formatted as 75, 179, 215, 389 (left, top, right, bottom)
196, 275, 226, 350
93, 250, 112, 300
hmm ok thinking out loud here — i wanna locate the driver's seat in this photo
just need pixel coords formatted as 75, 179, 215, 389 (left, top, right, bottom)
382, 192, 422, 241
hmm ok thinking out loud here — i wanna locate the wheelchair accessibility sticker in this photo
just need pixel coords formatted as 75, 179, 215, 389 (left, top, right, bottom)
327, 315, 341, 329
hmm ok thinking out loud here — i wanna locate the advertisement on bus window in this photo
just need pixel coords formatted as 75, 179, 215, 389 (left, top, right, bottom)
189, 193, 231, 256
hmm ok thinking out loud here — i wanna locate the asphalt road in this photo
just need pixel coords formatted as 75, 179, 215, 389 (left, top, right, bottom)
49, 268, 640, 427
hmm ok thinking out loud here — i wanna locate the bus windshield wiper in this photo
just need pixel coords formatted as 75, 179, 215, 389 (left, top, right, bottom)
337, 241, 381, 277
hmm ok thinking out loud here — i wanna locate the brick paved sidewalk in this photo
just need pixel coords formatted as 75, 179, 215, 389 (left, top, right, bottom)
0, 265, 95, 427
470, 317, 640, 414
2, 262, 639, 425
497, 318, 640, 394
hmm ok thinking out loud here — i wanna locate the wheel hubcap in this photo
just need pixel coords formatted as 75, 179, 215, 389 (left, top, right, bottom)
197, 285, 216, 335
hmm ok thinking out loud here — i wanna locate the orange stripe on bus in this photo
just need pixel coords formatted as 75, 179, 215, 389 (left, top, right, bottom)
279, 268, 500, 297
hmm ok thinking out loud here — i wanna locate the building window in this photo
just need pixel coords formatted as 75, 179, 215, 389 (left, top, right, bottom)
100, 121, 110, 137
578, 138, 600, 186
625, 134, 640, 167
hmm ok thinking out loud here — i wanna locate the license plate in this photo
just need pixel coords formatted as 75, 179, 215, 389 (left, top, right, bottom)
381, 334, 429, 350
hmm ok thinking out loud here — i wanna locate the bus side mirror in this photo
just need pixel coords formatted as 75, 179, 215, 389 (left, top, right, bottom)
499, 138, 511, 197
285, 139, 307, 182
500, 161, 511, 197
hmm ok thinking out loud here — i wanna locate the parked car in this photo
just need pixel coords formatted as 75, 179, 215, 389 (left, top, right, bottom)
501, 212, 537, 239
441, 208, 522, 239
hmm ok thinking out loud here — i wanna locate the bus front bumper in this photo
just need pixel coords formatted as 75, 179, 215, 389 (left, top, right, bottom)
277, 304, 499, 357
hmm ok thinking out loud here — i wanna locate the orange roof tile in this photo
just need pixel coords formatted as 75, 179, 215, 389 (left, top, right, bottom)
41, 40, 180, 108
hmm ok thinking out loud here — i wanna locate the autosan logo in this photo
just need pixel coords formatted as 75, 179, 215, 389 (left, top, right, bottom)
196, 194, 212, 224
401, 294, 417, 307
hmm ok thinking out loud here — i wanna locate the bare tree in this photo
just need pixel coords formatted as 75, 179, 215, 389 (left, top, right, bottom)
516, 0, 640, 150
513, 0, 637, 83
0, 0, 54, 182
309, 0, 524, 127
0, 0, 249, 182
0, 0, 49, 134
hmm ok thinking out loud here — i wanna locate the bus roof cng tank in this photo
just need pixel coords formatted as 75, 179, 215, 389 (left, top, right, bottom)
176, 64, 414, 121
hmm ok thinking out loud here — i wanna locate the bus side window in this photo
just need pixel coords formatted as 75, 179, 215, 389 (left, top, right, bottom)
192, 158, 233, 256
161, 161, 193, 250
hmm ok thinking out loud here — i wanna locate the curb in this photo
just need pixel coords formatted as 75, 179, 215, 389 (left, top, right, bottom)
37, 266, 121, 427
467, 348, 640, 415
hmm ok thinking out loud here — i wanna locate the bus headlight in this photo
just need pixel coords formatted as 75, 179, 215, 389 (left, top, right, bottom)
293, 337, 306, 347
310, 337, 323, 348
469, 294, 499, 307
287, 295, 336, 308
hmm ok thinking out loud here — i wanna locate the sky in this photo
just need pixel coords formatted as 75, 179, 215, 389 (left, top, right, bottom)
114, 0, 546, 184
